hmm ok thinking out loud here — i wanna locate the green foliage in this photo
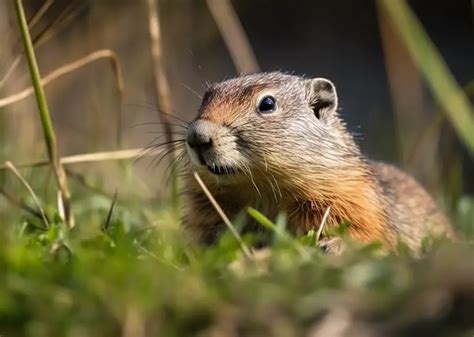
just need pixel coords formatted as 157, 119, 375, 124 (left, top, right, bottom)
0, 199, 473, 336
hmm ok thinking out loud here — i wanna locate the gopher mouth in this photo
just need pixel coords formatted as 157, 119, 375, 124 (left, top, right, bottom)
206, 164, 239, 175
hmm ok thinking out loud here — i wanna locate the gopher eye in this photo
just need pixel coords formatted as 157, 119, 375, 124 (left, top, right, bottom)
257, 95, 277, 114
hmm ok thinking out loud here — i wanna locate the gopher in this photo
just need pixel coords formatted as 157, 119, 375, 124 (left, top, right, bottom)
179, 72, 454, 251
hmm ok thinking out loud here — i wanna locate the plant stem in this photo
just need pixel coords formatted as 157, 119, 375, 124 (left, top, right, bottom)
146, 0, 180, 215
380, 0, 474, 156
14, 0, 74, 228
206, 0, 260, 74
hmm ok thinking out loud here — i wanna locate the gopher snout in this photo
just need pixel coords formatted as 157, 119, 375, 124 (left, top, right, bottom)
186, 119, 242, 175
186, 119, 218, 159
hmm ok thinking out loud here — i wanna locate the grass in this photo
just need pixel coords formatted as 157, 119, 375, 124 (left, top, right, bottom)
380, 0, 474, 156
0, 198, 473, 336
14, 0, 73, 228
0, 0, 473, 336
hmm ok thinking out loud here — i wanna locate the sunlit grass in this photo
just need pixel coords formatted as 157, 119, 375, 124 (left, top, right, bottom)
0, 201, 473, 336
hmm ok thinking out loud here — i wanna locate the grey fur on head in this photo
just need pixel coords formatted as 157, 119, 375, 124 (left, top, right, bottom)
185, 71, 360, 191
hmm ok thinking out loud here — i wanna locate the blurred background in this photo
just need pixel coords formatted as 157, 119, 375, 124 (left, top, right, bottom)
0, 0, 473, 230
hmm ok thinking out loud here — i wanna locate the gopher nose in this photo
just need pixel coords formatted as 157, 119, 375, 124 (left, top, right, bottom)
186, 120, 218, 154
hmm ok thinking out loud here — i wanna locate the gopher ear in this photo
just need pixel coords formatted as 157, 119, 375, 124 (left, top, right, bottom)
306, 78, 338, 119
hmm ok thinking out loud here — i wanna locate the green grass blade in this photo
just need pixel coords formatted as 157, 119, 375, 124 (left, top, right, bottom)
247, 207, 310, 258
380, 0, 474, 155
14, 0, 74, 227
247, 207, 278, 232
14, 0, 56, 150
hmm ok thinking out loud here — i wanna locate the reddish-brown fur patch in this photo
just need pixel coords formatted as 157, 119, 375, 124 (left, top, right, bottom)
287, 176, 395, 248
199, 84, 269, 124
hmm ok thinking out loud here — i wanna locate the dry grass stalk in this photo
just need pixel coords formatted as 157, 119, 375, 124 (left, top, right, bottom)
4, 161, 50, 228
206, 0, 259, 74
0, 49, 124, 108
1, 0, 77, 89
0, 187, 46, 223
0, 0, 53, 88
193, 171, 252, 258
146, 0, 179, 207
60, 148, 142, 165
33, 2, 79, 48
28, 0, 54, 29
146, 0, 173, 117
0, 148, 145, 170
316, 207, 331, 242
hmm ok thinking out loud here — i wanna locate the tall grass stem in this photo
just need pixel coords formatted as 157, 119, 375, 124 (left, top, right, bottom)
380, 0, 474, 155
14, 0, 74, 228
206, 0, 259, 74
146, 0, 179, 214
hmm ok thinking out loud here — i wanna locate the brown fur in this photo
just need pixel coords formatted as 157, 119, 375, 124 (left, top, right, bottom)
179, 72, 454, 251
